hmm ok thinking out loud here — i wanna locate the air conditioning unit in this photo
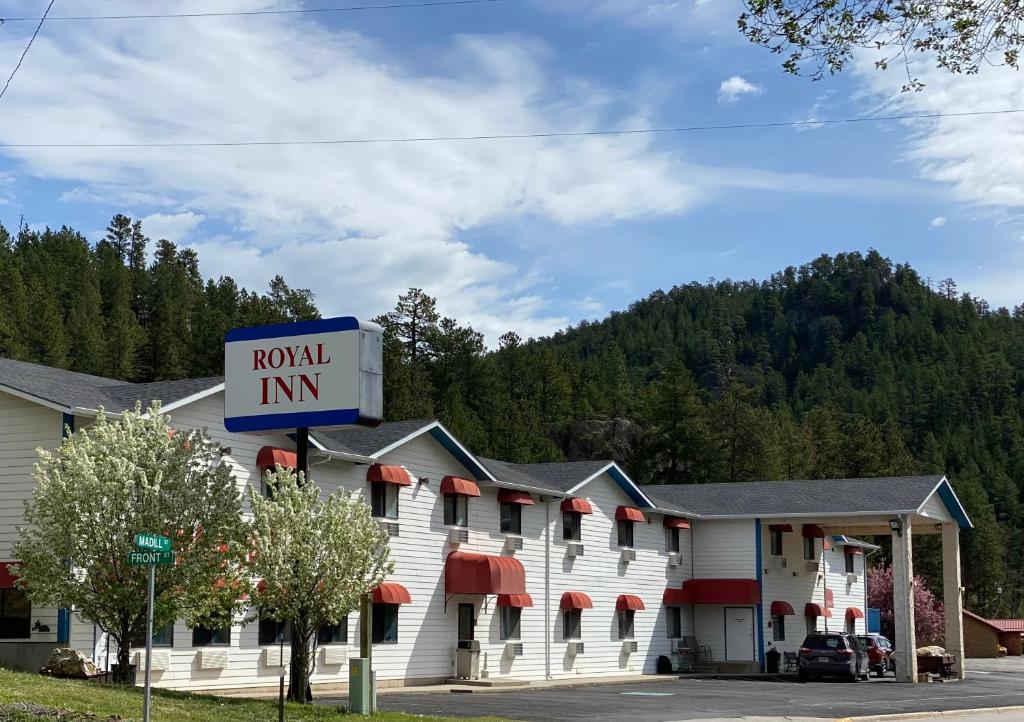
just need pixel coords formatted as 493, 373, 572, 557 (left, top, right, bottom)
567, 542, 584, 558
670, 638, 688, 653
133, 650, 170, 671
620, 549, 636, 563
772, 557, 788, 569
197, 649, 229, 670
567, 641, 584, 656
805, 560, 820, 573
847, 573, 859, 584
262, 647, 286, 668
622, 640, 638, 654
378, 520, 399, 537
504, 535, 523, 552
667, 552, 680, 567
448, 528, 469, 545
321, 646, 348, 666
504, 642, 524, 659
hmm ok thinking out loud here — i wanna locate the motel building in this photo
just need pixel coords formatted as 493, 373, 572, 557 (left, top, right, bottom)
0, 357, 972, 693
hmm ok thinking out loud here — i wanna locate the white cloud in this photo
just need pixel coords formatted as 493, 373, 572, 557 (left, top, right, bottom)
141, 212, 206, 242
718, 75, 764, 104
930, 216, 947, 228
536, 0, 738, 41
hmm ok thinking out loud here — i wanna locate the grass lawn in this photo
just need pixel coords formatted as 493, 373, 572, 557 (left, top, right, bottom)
0, 667, 505, 722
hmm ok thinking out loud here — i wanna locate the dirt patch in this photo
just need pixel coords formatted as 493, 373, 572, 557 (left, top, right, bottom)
0, 702, 122, 721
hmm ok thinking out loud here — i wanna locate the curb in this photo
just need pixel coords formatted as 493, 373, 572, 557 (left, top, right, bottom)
844, 705, 1024, 721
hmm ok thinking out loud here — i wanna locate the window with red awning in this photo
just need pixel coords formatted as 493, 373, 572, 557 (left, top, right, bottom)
846, 607, 864, 620
615, 506, 644, 522
770, 600, 795, 616
663, 516, 690, 529
801, 524, 825, 538
372, 582, 412, 605
560, 497, 593, 514
256, 446, 296, 469
440, 476, 481, 497
498, 489, 534, 505
768, 524, 793, 532
805, 602, 831, 618
497, 593, 534, 608
559, 591, 593, 609
444, 551, 526, 595
663, 588, 693, 605
367, 463, 412, 486
616, 594, 646, 611
844, 545, 863, 555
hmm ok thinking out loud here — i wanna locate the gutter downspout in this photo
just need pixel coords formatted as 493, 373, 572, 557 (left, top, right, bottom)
544, 496, 552, 680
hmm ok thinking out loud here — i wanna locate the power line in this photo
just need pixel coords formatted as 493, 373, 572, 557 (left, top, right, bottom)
0, 0, 55, 102
0, 0, 502, 22
0, 107, 1020, 149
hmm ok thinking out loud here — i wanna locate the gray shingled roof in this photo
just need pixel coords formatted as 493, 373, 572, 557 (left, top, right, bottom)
314, 420, 436, 456
0, 357, 222, 413
481, 458, 612, 493
641, 476, 947, 518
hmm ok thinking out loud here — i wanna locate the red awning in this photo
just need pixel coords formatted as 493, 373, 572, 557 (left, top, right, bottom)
0, 561, 20, 589
802, 524, 825, 538
824, 588, 834, 607
560, 497, 593, 514
663, 588, 693, 605
257, 446, 297, 469
805, 603, 831, 618
440, 476, 481, 497
497, 593, 534, 608
367, 464, 413, 486
768, 524, 793, 533
616, 594, 646, 611
560, 591, 593, 610
498, 489, 534, 506
663, 516, 691, 529
770, 601, 796, 616
615, 506, 644, 523
844, 545, 863, 555
372, 582, 412, 605
445, 552, 525, 595
846, 607, 865, 620
681, 579, 760, 605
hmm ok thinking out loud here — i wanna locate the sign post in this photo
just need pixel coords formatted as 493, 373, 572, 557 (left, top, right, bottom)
129, 533, 173, 722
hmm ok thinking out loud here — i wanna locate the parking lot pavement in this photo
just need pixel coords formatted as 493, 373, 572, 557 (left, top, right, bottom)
318, 666, 1024, 722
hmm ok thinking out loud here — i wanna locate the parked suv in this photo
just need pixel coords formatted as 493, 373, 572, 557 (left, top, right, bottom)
858, 633, 893, 677
798, 632, 869, 682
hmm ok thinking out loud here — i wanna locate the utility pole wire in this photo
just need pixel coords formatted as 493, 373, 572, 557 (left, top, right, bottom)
0, 0, 502, 22
0, 0, 56, 103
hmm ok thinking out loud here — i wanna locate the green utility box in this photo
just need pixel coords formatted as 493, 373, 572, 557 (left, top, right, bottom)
349, 658, 372, 715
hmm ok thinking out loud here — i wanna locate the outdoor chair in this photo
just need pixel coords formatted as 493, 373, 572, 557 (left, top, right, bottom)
683, 635, 712, 663
783, 651, 799, 672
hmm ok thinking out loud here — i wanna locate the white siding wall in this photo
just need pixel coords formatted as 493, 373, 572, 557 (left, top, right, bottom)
823, 542, 867, 637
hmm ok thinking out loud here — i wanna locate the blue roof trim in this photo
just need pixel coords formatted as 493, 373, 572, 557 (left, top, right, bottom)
606, 465, 652, 508
936, 478, 973, 529
428, 426, 491, 482
226, 408, 361, 432
755, 518, 765, 671
225, 316, 360, 342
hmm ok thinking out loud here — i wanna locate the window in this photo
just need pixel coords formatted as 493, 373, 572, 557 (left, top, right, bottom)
191, 625, 230, 647
617, 610, 635, 640
845, 552, 856, 573
562, 512, 581, 542
318, 617, 348, 645
617, 520, 634, 548
372, 603, 398, 644
666, 607, 682, 639
772, 615, 786, 642
500, 503, 522, 535
499, 607, 521, 641
260, 470, 279, 499
846, 617, 856, 635
803, 536, 815, 560
371, 483, 399, 519
770, 530, 783, 556
666, 527, 680, 554
444, 495, 468, 527
134, 621, 174, 648
563, 609, 582, 640
0, 588, 30, 639
258, 617, 289, 646
805, 616, 817, 636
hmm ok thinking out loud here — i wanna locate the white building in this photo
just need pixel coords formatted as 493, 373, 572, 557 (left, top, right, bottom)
0, 358, 971, 692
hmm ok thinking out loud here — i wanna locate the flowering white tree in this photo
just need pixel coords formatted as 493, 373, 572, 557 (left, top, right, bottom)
248, 468, 392, 702
12, 403, 251, 682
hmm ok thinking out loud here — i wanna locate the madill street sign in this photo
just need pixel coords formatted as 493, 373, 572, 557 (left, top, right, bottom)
134, 533, 171, 552
223, 317, 383, 433
128, 551, 175, 566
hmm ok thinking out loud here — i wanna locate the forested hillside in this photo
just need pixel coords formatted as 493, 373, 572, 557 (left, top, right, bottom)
0, 215, 1019, 616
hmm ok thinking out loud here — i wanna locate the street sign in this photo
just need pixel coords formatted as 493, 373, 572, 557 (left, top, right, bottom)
128, 551, 175, 566
223, 317, 383, 433
134, 533, 171, 552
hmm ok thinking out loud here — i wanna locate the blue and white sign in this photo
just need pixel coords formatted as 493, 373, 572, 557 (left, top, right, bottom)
224, 317, 383, 433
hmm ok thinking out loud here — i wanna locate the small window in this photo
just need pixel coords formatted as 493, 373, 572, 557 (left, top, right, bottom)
260, 469, 279, 499
617, 610, 635, 640
803, 536, 815, 560
617, 520, 634, 548
805, 616, 817, 636
258, 617, 289, 646
192, 625, 230, 647
317, 617, 348, 645
845, 552, 856, 573
772, 615, 786, 642
846, 617, 856, 635
770, 530, 783, 556
444, 495, 468, 527
500, 607, 521, 641
500, 503, 522, 535
134, 621, 174, 648
562, 512, 581, 542
372, 603, 398, 644
0, 588, 32, 639
666, 527, 680, 553
666, 607, 682, 639
563, 609, 582, 640
371, 483, 399, 519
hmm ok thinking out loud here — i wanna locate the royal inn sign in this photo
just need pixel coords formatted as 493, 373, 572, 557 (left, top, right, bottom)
223, 317, 383, 433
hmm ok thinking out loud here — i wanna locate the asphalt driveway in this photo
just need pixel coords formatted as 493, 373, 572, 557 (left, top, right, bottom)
320, 659, 1024, 721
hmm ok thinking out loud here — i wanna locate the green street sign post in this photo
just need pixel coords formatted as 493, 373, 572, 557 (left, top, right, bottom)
130, 533, 174, 722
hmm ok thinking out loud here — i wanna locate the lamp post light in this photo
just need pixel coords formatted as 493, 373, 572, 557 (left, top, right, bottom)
888, 518, 903, 537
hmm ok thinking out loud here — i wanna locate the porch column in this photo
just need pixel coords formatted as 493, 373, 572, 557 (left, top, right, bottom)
942, 523, 965, 679
892, 514, 918, 682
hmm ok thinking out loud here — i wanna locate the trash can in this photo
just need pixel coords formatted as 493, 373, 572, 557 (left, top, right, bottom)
766, 648, 781, 674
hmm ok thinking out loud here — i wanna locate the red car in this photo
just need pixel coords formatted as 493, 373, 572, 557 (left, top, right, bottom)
858, 634, 893, 677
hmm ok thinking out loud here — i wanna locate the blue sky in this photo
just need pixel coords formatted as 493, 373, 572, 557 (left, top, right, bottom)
0, 0, 1021, 342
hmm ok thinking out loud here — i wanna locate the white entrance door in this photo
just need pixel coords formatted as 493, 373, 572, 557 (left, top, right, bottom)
724, 607, 755, 660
